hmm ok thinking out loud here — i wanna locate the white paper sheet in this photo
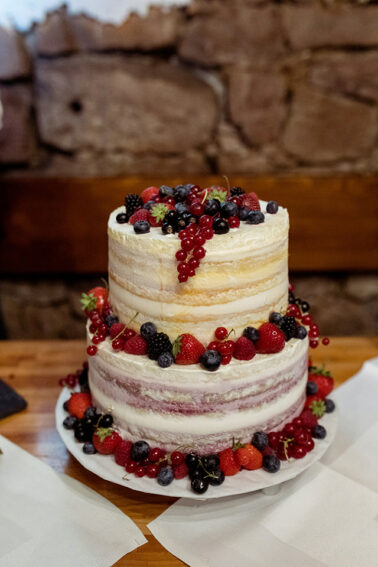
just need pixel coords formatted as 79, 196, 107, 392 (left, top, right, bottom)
0, 435, 147, 567
148, 358, 378, 567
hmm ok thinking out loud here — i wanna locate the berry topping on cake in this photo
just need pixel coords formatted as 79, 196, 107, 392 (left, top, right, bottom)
306, 397, 326, 417
157, 351, 174, 368
234, 443, 263, 470
266, 200, 278, 214
306, 381, 318, 396
141, 186, 159, 203
219, 447, 241, 476
116, 212, 129, 224
213, 217, 229, 234
147, 332, 172, 360
114, 440, 132, 466
251, 431, 269, 452
148, 203, 174, 227
68, 392, 92, 419
308, 366, 334, 398
242, 191, 260, 211
255, 323, 285, 354
242, 326, 259, 343
220, 201, 238, 218
280, 316, 298, 341
200, 349, 222, 371
157, 465, 174, 486
123, 334, 147, 355
311, 424, 327, 439
206, 186, 227, 203
191, 477, 209, 494
129, 208, 149, 225
233, 336, 256, 361
204, 199, 221, 216
262, 454, 281, 473
134, 220, 150, 234
299, 409, 318, 429
81, 286, 108, 315
296, 325, 307, 339
247, 210, 265, 224
230, 186, 245, 196
130, 440, 150, 461
93, 428, 122, 454
173, 461, 189, 480
140, 321, 157, 341
125, 193, 143, 216
325, 398, 335, 413
172, 333, 205, 365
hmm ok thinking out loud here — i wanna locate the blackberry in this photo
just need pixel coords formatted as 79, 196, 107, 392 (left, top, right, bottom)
147, 332, 172, 360
280, 316, 297, 341
230, 186, 245, 196
125, 194, 143, 216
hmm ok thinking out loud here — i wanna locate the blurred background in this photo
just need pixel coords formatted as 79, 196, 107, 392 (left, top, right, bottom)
0, 0, 377, 340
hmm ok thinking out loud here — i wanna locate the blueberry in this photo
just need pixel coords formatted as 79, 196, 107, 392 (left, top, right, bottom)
157, 352, 174, 368
204, 199, 220, 216
220, 201, 238, 218
207, 469, 225, 486
175, 202, 189, 215
262, 454, 281, 473
143, 200, 155, 210
157, 465, 174, 486
130, 440, 150, 462
296, 325, 307, 340
99, 414, 113, 428
140, 321, 157, 341
269, 312, 283, 326
83, 442, 97, 455
105, 314, 119, 327
134, 220, 150, 234
252, 431, 269, 452
200, 350, 222, 371
213, 218, 229, 235
191, 477, 209, 494
301, 300, 310, 312
185, 452, 201, 470
247, 211, 265, 224
312, 425, 327, 439
175, 185, 190, 202
84, 406, 98, 420
63, 400, 69, 412
202, 454, 220, 471
325, 398, 335, 413
238, 206, 250, 221
63, 415, 78, 430
159, 185, 175, 198
116, 212, 129, 224
243, 326, 259, 343
266, 200, 278, 214
306, 381, 318, 396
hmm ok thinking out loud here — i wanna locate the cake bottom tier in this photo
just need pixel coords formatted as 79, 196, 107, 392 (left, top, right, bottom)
88, 333, 308, 455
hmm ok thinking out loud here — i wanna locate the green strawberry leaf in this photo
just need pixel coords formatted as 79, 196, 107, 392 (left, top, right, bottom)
309, 365, 332, 377
95, 427, 113, 443
172, 336, 182, 358
208, 188, 227, 203
310, 400, 326, 418
80, 292, 97, 312
151, 203, 170, 223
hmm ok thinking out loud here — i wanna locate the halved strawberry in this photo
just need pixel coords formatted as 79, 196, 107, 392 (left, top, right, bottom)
173, 333, 205, 365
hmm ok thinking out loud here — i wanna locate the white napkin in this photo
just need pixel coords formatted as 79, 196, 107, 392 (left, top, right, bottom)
0, 435, 147, 567
148, 358, 378, 567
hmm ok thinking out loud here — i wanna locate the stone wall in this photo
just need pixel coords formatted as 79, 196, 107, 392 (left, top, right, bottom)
1, 0, 378, 175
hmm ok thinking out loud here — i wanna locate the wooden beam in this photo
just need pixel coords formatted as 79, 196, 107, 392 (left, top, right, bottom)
1, 175, 377, 274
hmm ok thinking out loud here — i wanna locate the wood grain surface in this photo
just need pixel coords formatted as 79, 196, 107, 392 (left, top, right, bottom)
1, 175, 377, 274
0, 338, 377, 566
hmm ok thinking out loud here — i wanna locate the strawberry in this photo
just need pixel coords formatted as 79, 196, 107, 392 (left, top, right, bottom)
172, 333, 205, 365
204, 186, 228, 203
173, 461, 189, 479
148, 203, 174, 227
305, 396, 326, 417
114, 440, 132, 466
235, 443, 263, 471
109, 323, 126, 339
255, 322, 285, 354
129, 209, 149, 225
308, 366, 334, 398
68, 392, 92, 419
233, 336, 256, 361
123, 334, 147, 355
141, 186, 159, 204
93, 428, 122, 455
219, 447, 241, 476
81, 286, 108, 315
242, 191, 260, 211
300, 409, 318, 429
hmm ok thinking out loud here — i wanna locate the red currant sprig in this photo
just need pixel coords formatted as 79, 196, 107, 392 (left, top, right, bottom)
176, 218, 214, 283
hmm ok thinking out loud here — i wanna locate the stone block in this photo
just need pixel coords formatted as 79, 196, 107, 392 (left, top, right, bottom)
0, 27, 30, 80
179, 4, 285, 66
227, 68, 287, 146
0, 85, 36, 164
282, 85, 377, 163
310, 52, 378, 103
28, 8, 76, 56
282, 5, 378, 49
35, 54, 217, 154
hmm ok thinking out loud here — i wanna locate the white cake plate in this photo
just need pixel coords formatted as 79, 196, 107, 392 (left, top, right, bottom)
56, 387, 338, 500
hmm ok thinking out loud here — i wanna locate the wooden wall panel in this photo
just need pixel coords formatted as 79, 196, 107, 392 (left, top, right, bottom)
1, 175, 377, 274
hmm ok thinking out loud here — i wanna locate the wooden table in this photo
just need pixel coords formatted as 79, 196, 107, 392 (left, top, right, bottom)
1, 338, 377, 566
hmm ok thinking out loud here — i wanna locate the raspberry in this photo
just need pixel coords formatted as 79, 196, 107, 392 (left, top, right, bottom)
242, 192, 260, 211
233, 336, 256, 361
123, 334, 147, 355
114, 440, 132, 466
129, 209, 149, 225
109, 323, 126, 339
173, 461, 189, 479
299, 409, 318, 429
219, 448, 241, 476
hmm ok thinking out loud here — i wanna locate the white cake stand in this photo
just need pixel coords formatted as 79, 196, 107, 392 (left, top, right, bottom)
56, 387, 338, 500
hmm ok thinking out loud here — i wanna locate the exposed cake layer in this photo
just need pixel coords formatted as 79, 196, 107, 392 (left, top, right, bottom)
108, 203, 289, 343
88, 329, 307, 454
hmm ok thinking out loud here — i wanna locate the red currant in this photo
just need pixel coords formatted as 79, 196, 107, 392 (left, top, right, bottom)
202, 227, 214, 240
207, 341, 220, 351
146, 464, 159, 478
125, 461, 137, 473
322, 337, 330, 346
309, 328, 319, 339
165, 197, 175, 206
176, 249, 187, 261
190, 202, 204, 217
193, 246, 206, 259
283, 423, 296, 436
288, 282, 295, 292
179, 229, 188, 240
124, 328, 136, 340
287, 304, 301, 318
188, 267, 196, 278
92, 334, 103, 345
294, 429, 308, 445
149, 447, 166, 462
292, 445, 307, 459
187, 223, 198, 236
135, 466, 146, 478
215, 327, 228, 340
189, 257, 200, 269
87, 345, 97, 356
99, 323, 108, 335
199, 215, 212, 228
177, 262, 189, 274
228, 216, 240, 229
309, 339, 319, 349
182, 237, 195, 251
178, 273, 188, 283
305, 438, 315, 452
218, 340, 235, 356
194, 233, 206, 246
221, 354, 232, 365
66, 374, 77, 388
302, 314, 312, 326
112, 337, 124, 351
89, 310, 100, 322
268, 432, 279, 450
171, 451, 184, 466
293, 417, 303, 428
89, 323, 97, 334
